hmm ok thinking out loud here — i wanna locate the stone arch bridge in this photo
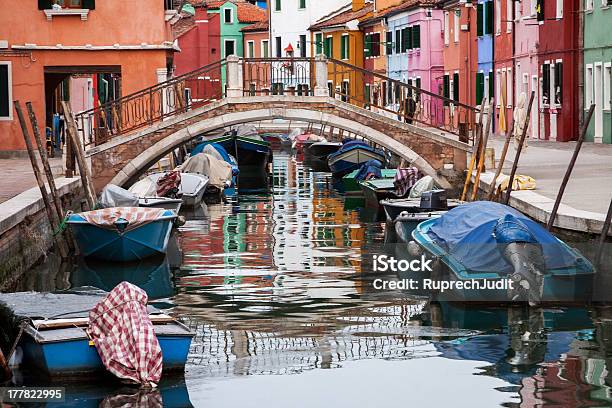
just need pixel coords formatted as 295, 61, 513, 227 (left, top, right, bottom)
74, 56, 478, 190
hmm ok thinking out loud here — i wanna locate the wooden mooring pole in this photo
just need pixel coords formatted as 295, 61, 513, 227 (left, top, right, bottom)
596, 197, 612, 268
14, 101, 69, 259
471, 99, 495, 201
503, 91, 535, 205
546, 104, 595, 231
487, 119, 515, 201
61, 101, 97, 210
461, 98, 487, 201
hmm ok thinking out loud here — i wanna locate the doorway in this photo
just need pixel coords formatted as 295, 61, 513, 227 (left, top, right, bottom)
594, 63, 603, 143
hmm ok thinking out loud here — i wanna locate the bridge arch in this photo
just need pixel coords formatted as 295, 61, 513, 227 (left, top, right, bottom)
106, 98, 454, 189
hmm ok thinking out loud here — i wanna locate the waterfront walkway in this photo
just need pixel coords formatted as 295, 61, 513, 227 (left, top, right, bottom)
0, 157, 64, 204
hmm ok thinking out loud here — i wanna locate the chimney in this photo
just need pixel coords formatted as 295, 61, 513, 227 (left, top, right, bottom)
352, 0, 365, 12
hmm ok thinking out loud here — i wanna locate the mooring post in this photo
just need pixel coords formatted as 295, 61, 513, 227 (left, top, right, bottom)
461, 97, 487, 201
14, 101, 69, 258
503, 91, 535, 205
596, 197, 612, 268
546, 104, 595, 231
471, 99, 495, 201
487, 119, 515, 201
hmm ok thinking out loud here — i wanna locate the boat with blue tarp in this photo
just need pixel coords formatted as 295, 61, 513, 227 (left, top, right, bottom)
206, 127, 272, 173
411, 201, 595, 303
67, 207, 177, 262
328, 140, 386, 177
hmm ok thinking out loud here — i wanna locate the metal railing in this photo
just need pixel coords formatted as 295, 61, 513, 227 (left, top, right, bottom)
326, 58, 480, 141
76, 59, 225, 147
74, 56, 479, 148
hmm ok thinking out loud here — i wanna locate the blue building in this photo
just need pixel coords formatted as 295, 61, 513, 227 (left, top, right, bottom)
476, 0, 493, 106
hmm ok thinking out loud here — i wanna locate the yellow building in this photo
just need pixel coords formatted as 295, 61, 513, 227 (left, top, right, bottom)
308, 0, 373, 106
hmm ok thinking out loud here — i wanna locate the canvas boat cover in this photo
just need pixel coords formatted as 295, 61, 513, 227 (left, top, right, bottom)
77, 207, 169, 232
179, 153, 232, 189
427, 201, 581, 274
129, 178, 158, 198
191, 143, 239, 175
354, 160, 383, 181
99, 185, 139, 209
394, 167, 420, 197
233, 124, 258, 138
87, 282, 162, 386
408, 176, 436, 198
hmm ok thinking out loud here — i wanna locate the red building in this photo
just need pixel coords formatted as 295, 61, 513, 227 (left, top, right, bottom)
537, 0, 581, 141
242, 20, 270, 93
493, 0, 514, 135
173, 5, 221, 76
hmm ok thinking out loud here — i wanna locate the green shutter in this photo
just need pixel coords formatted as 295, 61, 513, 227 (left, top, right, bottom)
275, 0, 281, 11
476, 72, 484, 104
543, 63, 550, 102
341, 35, 349, 60
386, 31, 393, 55
485, 1, 493, 35
401, 28, 408, 52
477, 3, 484, 36
299, 0, 306, 8
324, 37, 333, 59
395, 30, 401, 53
555, 62, 563, 104
488, 71, 494, 100
38, 0, 52, 9
443, 75, 450, 106
365, 84, 371, 104
82, 0, 95, 10
412, 25, 420, 49
316, 33, 323, 55
453, 72, 460, 102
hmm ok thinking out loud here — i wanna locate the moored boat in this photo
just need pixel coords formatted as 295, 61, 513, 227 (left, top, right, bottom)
410, 201, 595, 303
394, 211, 446, 244
306, 141, 342, 160
207, 130, 272, 173
0, 288, 193, 378
100, 184, 182, 213
67, 207, 177, 262
145, 172, 210, 208
380, 192, 465, 221
341, 168, 397, 194
359, 178, 398, 208
328, 140, 386, 177
138, 197, 183, 213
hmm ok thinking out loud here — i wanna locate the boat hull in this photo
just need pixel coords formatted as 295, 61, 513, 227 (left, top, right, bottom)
381, 198, 464, 221
68, 214, 176, 262
210, 135, 272, 172
328, 147, 386, 177
138, 197, 182, 213
306, 142, 342, 160
341, 169, 397, 194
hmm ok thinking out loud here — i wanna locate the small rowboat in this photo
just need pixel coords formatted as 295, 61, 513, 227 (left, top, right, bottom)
146, 173, 210, 208
207, 133, 272, 173
138, 197, 182, 213
341, 168, 397, 194
328, 141, 386, 177
67, 208, 177, 262
306, 141, 342, 160
0, 289, 193, 379
380, 197, 465, 221
394, 211, 446, 244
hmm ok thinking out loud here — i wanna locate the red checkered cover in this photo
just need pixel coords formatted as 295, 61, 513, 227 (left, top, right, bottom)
87, 282, 163, 386
394, 167, 420, 197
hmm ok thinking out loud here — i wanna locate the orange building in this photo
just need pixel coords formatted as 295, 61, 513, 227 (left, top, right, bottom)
0, 0, 177, 155
242, 20, 271, 94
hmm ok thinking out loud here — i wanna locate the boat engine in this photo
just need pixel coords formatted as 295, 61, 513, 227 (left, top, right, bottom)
493, 215, 545, 305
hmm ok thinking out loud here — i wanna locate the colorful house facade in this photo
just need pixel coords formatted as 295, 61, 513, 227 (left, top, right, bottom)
536, 0, 580, 142
584, 0, 612, 144
308, 0, 372, 103
475, 0, 494, 107
386, 0, 444, 110
493, 0, 513, 135
0, 0, 176, 155
242, 20, 271, 93
174, 5, 221, 76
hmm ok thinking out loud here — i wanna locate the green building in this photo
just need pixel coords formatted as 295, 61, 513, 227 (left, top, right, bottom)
584, 2, 612, 144
210, 1, 266, 87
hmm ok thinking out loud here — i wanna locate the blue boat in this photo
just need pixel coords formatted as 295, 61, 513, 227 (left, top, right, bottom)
191, 141, 240, 177
67, 208, 177, 262
0, 289, 193, 379
206, 133, 272, 173
411, 201, 594, 303
328, 140, 386, 177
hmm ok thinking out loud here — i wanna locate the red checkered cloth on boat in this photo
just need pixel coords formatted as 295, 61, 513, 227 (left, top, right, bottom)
156, 171, 181, 197
394, 167, 420, 197
80, 207, 167, 233
87, 282, 163, 386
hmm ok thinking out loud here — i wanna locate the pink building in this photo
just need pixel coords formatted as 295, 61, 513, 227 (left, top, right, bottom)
512, 0, 540, 140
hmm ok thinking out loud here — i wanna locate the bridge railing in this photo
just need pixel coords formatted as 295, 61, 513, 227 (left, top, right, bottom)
325, 58, 479, 142
76, 59, 226, 147
242, 58, 316, 96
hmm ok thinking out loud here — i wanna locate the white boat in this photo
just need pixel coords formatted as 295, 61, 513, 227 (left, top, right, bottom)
138, 196, 182, 213
100, 184, 182, 213
145, 172, 210, 208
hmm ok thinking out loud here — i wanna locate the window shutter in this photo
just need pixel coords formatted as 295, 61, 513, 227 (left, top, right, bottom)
413, 25, 420, 48
407, 27, 413, 50
536, 0, 544, 21
386, 31, 393, 55
542, 63, 550, 102
0, 65, 9, 118
372, 33, 380, 57
485, 1, 493, 34
38, 0, 53, 10
476, 72, 484, 104
555, 62, 563, 104
477, 3, 484, 36
443, 75, 450, 106
83, 0, 95, 10
316, 34, 323, 55
453, 72, 460, 102
401, 28, 408, 52
395, 30, 401, 53
488, 71, 494, 100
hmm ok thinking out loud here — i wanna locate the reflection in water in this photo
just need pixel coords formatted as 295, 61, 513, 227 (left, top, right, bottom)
12, 149, 612, 407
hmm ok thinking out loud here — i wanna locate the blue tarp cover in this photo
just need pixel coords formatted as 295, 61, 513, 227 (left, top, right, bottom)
427, 201, 579, 274
341, 140, 369, 151
354, 160, 383, 181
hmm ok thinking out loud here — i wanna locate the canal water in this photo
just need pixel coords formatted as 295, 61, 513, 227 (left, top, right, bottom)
10, 149, 612, 407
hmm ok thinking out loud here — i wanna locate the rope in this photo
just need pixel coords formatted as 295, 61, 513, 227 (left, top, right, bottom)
53, 211, 72, 237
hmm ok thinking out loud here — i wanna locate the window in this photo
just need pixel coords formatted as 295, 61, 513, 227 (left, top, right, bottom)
261, 40, 269, 58
443, 74, 450, 105
542, 62, 550, 104
39, 0, 95, 9
401, 27, 410, 52
444, 12, 450, 45
54, 0, 83, 8
341, 34, 349, 60
324, 36, 333, 59
507, 68, 513, 107
395, 30, 401, 53
585, 0, 594, 11
454, 9, 460, 42
412, 25, 420, 48
485, 1, 494, 34
0, 62, 12, 120
365, 84, 371, 104
515, 0, 521, 20
476, 71, 485, 104
224, 8, 233, 24
488, 70, 494, 100
496, 69, 501, 106
536, 0, 544, 21
275, 0, 281, 11
371, 33, 380, 57
556, 0, 563, 18
247, 41, 254, 58
386, 31, 393, 55
530, 0, 537, 16
365, 34, 372, 58
507, 0, 513, 32
299, 0, 306, 9
453, 72, 460, 102
341, 80, 349, 102
299, 35, 306, 57
315, 33, 323, 55
381, 81, 387, 106
554, 61, 562, 105
495, 0, 501, 34
605, 63, 611, 111
224, 39, 235, 57
275, 36, 282, 58
415, 77, 421, 101
477, 3, 484, 36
